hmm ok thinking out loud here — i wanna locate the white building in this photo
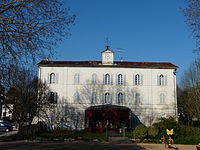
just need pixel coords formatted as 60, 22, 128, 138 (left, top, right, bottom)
38, 46, 177, 129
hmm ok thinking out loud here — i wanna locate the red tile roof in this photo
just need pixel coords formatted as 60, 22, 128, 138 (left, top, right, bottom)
38, 60, 177, 69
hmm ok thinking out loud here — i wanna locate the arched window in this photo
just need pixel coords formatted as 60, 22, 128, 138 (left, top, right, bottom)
117, 93, 123, 104
160, 93, 165, 104
135, 93, 140, 104
92, 74, 97, 84
50, 73, 55, 84
105, 74, 110, 85
159, 74, 165, 86
91, 92, 96, 104
135, 74, 140, 85
74, 73, 80, 84
74, 92, 80, 103
49, 92, 57, 104
117, 74, 123, 85
105, 92, 111, 103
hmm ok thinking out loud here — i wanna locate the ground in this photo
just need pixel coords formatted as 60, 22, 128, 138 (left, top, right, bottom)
138, 143, 196, 150
0, 141, 197, 150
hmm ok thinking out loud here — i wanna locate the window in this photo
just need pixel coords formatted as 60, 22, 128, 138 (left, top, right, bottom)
3, 112, 6, 117
74, 92, 80, 103
104, 74, 110, 85
160, 93, 165, 104
105, 92, 111, 103
50, 73, 55, 84
159, 74, 165, 86
92, 74, 97, 84
117, 74, 123, 85
135, 93, 140, 104
49, 92, 57, 104
117, 93, 123, 104
135, 74, 140, 85
74, 73, 80, 84
91, 92, 96, 104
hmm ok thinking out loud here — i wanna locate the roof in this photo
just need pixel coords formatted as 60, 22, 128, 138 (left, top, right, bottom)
86, 104, 131, 111
38, 60, 178, 69
101, 46, 114, 53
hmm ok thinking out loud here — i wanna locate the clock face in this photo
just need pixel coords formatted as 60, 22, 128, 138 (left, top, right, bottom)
106, 54, 110, 59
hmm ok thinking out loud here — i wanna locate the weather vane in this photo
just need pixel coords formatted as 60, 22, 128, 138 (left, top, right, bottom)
105, 36, 111, 49
105, 37, 110, 46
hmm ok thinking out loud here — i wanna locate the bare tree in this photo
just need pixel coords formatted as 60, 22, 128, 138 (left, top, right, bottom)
183, 0, 200, 52
4, 66, 53, 130
179, 58, 200, 126
0, 0, 75, 65
52, 102, 84, 130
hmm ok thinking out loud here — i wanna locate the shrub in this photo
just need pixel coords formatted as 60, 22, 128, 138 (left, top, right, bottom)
126, 116, 200, 144
148, 126, 159, 138
132, 125, 148, 139
152, 116, 179, 139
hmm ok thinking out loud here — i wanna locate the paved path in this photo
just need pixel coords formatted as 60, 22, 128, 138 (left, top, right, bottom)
109, 137, 132, 144
0, 140, 197, 150
138, 143, 197, 150
0, 141, 145, 150
0, 131, 18, 137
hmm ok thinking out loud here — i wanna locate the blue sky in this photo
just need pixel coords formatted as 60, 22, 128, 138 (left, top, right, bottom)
55, 0, 196, 84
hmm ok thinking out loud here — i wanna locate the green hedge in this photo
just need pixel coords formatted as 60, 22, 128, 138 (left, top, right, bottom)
0, 129, 108, 142
127, 116, 200, 144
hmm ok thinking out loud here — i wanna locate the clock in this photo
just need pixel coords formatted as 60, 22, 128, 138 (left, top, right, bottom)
106, 54, 110, 59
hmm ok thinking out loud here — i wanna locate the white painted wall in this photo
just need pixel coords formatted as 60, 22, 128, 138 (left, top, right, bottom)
38, 65, 177, 127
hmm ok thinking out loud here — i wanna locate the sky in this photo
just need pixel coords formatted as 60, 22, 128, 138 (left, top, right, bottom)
54, 0, 197, 84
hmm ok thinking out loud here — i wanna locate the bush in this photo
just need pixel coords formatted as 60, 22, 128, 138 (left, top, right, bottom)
0, 129, 108, 142
152, 116, 179, 139
125, 116, 200, 144
148, 126, 159, 138
132, 125, 148, 139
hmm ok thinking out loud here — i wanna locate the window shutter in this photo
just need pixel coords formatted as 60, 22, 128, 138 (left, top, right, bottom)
54, 93, 58, 104
124, 75, 126, 85
134, 92, 136, 104
133, 74, 135, 85
122, 93, 125, 104
116, 74, 118, 85
102, 93, 104, 104
78, 74, 80, 84
47, 73, 50, 84
165, 75, 167, 86
110, 93, 112, 104
141, 75, 143, 85
96, 93, 99, 104
157, 75, 160, 86
103, 74, 105, 84
111, 74, 113, 85
115, 93, 117, 104
56, 73, 59, 84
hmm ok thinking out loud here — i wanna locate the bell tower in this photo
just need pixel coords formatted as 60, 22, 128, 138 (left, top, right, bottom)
102, 46, 114, 65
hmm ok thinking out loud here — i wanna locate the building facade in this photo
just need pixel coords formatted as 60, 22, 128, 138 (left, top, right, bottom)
38, 46, 178, 129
